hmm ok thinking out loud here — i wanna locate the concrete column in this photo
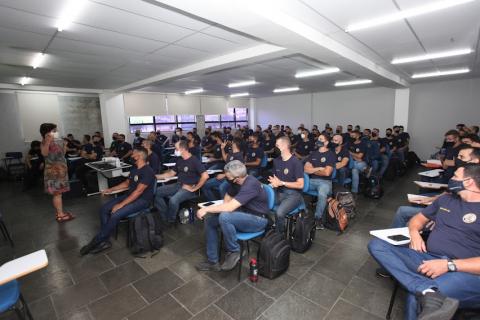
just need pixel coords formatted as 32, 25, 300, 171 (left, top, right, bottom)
99, 93, 127, 146
393, 88, 410, 130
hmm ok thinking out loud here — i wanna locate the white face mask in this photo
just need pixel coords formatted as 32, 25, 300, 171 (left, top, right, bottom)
52, 131, 60, 139
174, 150, 181, 157
300, 133, 306, 139
297, 130, 302, 135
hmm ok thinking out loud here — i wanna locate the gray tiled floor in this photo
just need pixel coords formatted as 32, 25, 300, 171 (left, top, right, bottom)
0, 169, 420, 320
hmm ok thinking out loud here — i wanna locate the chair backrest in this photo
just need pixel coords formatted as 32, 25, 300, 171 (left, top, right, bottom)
5, 152, 22, 159
302, 173, 310, 193
262, 184, 275, 210
260, 155, 268, 168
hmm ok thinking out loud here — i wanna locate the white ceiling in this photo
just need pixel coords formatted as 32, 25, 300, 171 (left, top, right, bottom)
0, 0, 479, 95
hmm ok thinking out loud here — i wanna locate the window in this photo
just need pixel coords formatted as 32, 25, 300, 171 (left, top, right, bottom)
129, 114, 197, 133
205, 107, 248, 129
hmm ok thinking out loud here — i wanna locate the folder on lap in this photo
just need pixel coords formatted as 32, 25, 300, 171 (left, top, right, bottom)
370, 227, 411, 246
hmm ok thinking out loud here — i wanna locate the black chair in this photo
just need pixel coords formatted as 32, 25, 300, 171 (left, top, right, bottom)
0, 211, 13, 247
3, 152, 25, 181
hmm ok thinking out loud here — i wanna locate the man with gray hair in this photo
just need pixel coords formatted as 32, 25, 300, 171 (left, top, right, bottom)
195, 160, 270, 272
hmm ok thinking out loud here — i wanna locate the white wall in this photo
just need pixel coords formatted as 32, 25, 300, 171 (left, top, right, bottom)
409, 78, 480, 159
0, 92, 26, 155
256, 87, 395, 133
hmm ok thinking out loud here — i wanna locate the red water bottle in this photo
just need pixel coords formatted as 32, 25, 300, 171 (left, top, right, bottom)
249, 258, 258, 282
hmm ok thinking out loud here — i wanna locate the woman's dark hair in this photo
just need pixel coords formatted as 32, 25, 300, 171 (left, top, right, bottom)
39, 123, 57, 138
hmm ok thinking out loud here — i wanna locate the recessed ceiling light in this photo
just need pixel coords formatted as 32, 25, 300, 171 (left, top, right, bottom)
184, 88, 204, 95
335, 79, 372, 87
20, 77, 30, 86
273, 86, 300, 93
346, 0, 475, 32
56, 0, 87, 31
228, 80, 256, 88
31, 53, 45, 69
392, 48, 473, 64
411, 68, 470, 78
230, 92, 249, 98
295, 67, 340, 78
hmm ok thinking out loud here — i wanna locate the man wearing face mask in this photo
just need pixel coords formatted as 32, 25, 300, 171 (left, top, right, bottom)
344, 125, 353, 143
393, 126, 408, 164
111, 134, 133, 163
384, 128, 397, 155
331, 134, 350, 186
269, 136, 305, 233
80, 147, 155, 255
371, 128, 389, 177
132, 129, 144, 148
155, 140, 209, 224
195, 160, 270, 272
335, 125, 343, 135
294, 129, 315, 160
369, 164, 480, 320
201, 128, 215, 152
442, 130, 462, 182
305, 134, 336, 229
109, 132, 119, 153
349, 130, 368, 195
171, 127, 186, 145
204, 132, 225, 170
245, 133, 264, 177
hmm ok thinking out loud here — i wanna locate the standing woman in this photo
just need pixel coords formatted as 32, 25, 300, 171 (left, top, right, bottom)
40, 123, 75, 222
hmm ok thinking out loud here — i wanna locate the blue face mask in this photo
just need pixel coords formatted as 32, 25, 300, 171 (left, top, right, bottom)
447, 178, 465, 194
316, 141, 324, 147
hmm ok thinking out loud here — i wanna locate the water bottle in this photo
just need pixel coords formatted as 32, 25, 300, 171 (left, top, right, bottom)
249, 258, 258, 283
115, 157, 121, 168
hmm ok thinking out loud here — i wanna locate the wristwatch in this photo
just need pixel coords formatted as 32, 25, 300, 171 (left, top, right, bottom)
281, 181, 286, 187
447, 259, 457, 272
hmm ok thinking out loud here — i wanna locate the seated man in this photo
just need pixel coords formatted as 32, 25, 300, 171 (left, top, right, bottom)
155, 140, 209, 224
204, 132, 225, 170
245, 133, 264, 177
23, 140, 44, 190
195, 160, 270, 272
111, 134, 133, 163
368, 165, 480, 320
142, 139, 160, 174
348, 130, 368, 194
331, 134, 350, 186
268, 136, 304, 233
304, 133, 336, 229
202, 138, 244, 201
75, 135, 104, 190
171, 127, 186, 145
294, 128, 315, 160
80, 147, 155, 255
132, 129, 144, 148
201, 128, 215, 152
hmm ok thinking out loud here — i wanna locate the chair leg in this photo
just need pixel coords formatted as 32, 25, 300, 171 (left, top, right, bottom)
386, 281, 399, 320
238, 241, 244, 281
0, 221, 14, 247
246, 241, 250, 261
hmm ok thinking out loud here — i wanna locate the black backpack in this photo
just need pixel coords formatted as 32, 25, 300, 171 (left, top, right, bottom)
364, 176, 384, 199
129, 212, 163, 256
258, 230, 290, 279
289, 212, 316, 253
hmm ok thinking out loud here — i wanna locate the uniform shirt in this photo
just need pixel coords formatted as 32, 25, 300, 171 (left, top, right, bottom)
222, 133, 233, 141
147, 152, 160, 174
93, 145, 104, 161
246, 146, 264, 168
127, 164, 155, 203
156, 134, 168, 145
395, 134, 406, 148
211, 143, 223, 162
273, 155, 304, 192
82, 143, 94, 154
133, 136, 144, 148
201, 135, 215, 148
295, 139, 316, 156
384, 137, 397, 150
226, 151, 244, 164
227, 176, 269, 216
444, 144, 462, 179
349, 141, 367, 161
115, 142, 132, 158
188, 145, 202, 160
152, 142, 163, 159
173, 155, 206, 185
305, 150, 336, 180
334, 146, 350, 163
399, 132, 410, 142
171, 135, 186, 144
422, 194, 480, 259
263, 138, 275, 152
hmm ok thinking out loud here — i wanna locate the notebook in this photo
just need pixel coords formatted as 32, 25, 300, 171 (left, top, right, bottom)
414, 181, 448, 189
407, 194, 433, 205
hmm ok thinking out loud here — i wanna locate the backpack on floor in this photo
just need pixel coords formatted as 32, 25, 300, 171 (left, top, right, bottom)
406, 151, 421, 169
364, 176, 384, 199
258, 230, 290, 279
325, 197, 349, 232
129, 211, 163, 255
289, 211, 316, 253
335, 191, 357, 220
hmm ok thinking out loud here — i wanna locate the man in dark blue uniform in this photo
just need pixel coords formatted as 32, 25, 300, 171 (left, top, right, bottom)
331, 134, 350, 186
349, 130, 368, 194
245, 133, 264, 177
294, 128, 315, 160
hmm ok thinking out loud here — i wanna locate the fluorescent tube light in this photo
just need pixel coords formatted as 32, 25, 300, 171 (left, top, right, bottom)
411, 68, 470, 78
295, 67, 340, 78
56, 0, 87, 31
335, 79, 372, 87
273, 87, 300, 93
20, 77, 30, 86
228, 80, 256, 88
392, 48, 473, 64
346, 0, 475, 32
184, 88, 204, 95
230, 92, 249, 98
31, 53, 45, 69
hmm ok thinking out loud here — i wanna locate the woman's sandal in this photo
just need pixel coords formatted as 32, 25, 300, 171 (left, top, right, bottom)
56, 212, 75, 223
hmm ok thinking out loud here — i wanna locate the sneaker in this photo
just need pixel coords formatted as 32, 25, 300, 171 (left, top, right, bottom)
220, 251, 240, 271
417, 291, 459, 320
315, 221, 325, 230
90, 241, 112, 254
365, 166, 373, 178
79, 237, 98, 256
195, 260, 221, 272
375, 267, 391, 278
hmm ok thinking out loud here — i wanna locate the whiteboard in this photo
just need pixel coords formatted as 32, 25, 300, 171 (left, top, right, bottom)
17, 93, 61, 142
